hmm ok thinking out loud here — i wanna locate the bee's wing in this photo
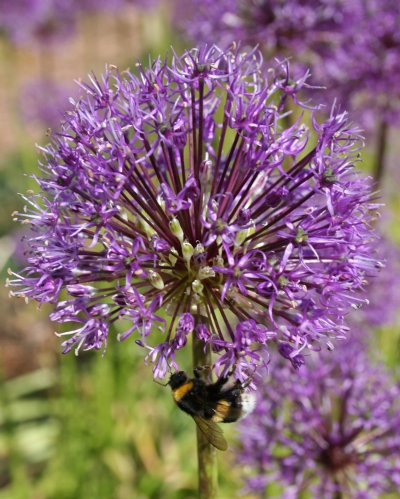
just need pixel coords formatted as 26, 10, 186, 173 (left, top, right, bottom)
192, 415, 228, 451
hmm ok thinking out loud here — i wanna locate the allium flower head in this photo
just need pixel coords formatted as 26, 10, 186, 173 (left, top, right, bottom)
237, 338, 400, 498
175, 0, 354, 66
7, 45, 380, 380
0, 0, 77, 47
177, 0, 400, 130
321, 0, 400, 128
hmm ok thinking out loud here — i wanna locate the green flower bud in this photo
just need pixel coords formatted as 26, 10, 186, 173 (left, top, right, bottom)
170, 217, 184, 241
182, 240, 194, 261
198, 266, 216, 280
169, 247, 178, 266
148, 270, 164, 290
192, 279, 204, 294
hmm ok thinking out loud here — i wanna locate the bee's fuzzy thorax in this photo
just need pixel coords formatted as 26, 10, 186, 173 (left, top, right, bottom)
169, 371, 190, 390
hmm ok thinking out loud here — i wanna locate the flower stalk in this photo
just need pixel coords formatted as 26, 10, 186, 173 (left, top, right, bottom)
192, 324, 218, 499
374, 118, 388, 186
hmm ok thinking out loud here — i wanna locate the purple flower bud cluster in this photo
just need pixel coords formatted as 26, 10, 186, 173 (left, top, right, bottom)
7, 45, 380, 379
236, 337, 400, 498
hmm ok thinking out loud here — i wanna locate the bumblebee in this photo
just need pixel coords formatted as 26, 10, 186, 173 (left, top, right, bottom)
168, 365, 256, 451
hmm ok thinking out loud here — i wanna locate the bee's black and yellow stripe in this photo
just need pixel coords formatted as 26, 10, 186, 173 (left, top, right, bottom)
172, 381, 194, 402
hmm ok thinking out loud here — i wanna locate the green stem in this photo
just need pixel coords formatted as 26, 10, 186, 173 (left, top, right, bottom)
373, 118, 388, 187
333, 488, 343, 499
192, 329, 218, 499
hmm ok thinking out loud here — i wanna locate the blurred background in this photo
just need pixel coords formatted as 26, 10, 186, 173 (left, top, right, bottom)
0, 1, 399, 498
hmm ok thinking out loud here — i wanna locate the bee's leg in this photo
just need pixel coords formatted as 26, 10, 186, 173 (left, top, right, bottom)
211, 360, 240, 390
227, 358, 239, 378
194, 363, 234, 388
240, 364, 258, 388
193, 364, 215, 379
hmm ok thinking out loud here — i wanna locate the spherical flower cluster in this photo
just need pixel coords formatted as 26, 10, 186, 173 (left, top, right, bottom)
174, 0, 355, 71
236, 338, 400, 498
7, 45, 380, 380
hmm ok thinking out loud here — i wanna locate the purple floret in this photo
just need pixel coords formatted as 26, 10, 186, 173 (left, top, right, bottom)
7, 45, 381, 379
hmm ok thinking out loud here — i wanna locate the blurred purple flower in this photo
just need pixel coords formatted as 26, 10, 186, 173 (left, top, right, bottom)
0, 0, 160, 47
7, 45, 380, 379
316, 0, 400, 129
20, 78, 75, 129
175, 0, 353, 57
0, 0, 77, 47
175, 0, 400, 130
237, 337, 400, 498
347, 237, 400, 327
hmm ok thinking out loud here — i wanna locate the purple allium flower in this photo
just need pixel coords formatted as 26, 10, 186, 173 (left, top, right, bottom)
0, 0, 77, 47
6, 45, 380, 379
0, 0, 160, 47
237, 338, 400, 498
315, 0, 400, 129
175, 0, 352, 57
277, 341, 305, 370
176, 0, 400, 131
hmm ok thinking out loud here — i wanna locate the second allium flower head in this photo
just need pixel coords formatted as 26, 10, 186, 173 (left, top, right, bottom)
7, 45, 380, 380
236, 337, 400, 498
